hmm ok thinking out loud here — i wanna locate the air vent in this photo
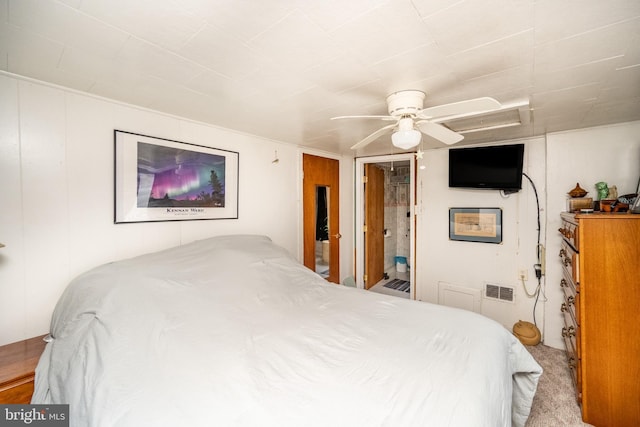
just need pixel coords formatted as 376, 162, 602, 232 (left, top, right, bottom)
484, 283, 515, 303
437, 100, 530, 135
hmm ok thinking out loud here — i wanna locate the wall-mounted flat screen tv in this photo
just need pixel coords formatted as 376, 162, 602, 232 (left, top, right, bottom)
449, 143, 524, 191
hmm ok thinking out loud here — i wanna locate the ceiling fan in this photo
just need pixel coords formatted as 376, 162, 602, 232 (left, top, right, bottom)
331, 90, 502, 150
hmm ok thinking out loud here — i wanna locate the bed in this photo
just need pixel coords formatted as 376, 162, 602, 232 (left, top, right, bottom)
32, 235, 541, 426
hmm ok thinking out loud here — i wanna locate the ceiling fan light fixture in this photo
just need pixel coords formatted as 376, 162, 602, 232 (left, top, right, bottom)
392, 117, 422, 149
392, 129, 422, 149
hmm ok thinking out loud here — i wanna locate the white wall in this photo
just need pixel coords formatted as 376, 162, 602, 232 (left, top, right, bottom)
416, 138, 547, 335
0, 74, 354, 346
545, 122, 640, 349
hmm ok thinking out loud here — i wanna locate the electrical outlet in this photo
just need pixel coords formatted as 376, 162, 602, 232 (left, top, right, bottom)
518, 269, 528, 281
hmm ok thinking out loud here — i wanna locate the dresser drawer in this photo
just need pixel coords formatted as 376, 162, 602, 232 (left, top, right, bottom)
567, 349, 582, 405
560, 264, 578, 296
562, 314, 581, 404
561, 289, 578, 329
559, 217, 579, 249
0, 375, 36, 403
560, 270, 579, 323
559, 240, 579, 284
562, 308, 577, 354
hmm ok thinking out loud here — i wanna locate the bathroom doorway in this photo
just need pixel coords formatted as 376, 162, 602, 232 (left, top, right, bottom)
355, 154, 416, 299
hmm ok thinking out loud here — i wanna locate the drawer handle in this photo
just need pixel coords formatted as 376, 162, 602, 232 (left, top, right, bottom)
568, 357, 576, 369
559, 248, 566, 257
559, 227, 575, 239
561, 303, 567, 313
563, 257, 572, 267
560, 278, 567, 288
562, 326, 576, 338
567, 295, 575, 305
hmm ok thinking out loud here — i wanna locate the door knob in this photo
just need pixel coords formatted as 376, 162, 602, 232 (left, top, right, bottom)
333, 233, 342, 239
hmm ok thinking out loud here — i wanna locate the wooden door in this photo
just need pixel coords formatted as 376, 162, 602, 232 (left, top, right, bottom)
364, 164, 384, 289
303, 154, 340, 284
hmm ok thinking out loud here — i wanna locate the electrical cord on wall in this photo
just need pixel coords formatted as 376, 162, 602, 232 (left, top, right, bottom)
522, 173, 547, 327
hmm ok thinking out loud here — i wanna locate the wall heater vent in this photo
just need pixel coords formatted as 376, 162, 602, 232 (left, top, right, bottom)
484, 283, 515, 303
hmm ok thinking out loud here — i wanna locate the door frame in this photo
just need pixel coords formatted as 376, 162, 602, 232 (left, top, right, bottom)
354, 154, 416, 299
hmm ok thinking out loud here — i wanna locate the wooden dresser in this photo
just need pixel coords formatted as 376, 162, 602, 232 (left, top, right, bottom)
558, 212, 640, 426
0, 334, 48, 403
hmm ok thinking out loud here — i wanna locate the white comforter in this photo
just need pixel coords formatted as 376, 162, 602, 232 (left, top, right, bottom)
33, 235, 541, 427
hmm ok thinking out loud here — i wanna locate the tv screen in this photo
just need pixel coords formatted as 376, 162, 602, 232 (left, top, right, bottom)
449, 144, 524, 191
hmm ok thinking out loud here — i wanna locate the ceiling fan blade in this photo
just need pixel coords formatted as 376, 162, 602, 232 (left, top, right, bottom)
418, 97, 501, 119
331, 115, 395, 121
416, 121, 464, 145
350, 123, 396, 150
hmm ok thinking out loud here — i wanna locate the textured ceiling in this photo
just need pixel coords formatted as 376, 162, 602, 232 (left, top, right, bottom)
1, 0, 639, 155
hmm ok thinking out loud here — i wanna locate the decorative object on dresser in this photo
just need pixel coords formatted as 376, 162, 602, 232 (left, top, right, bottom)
558, 212, 640, 426
630, 176, 640, 213
594, 181, 609, 200
0, 335, 48, 403
631, 193, 640, 213
566, 183, 593, 212
566, 197, 593, 213
567, 183, 587, 198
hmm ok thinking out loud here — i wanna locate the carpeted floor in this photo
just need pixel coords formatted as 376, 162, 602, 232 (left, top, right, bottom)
525, 344, 593, 426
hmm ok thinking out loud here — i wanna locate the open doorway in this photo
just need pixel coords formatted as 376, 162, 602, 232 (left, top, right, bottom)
355, 154, 416, 299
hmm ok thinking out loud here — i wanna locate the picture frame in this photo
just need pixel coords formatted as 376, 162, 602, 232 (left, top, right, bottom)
114, 130, 239, 223
449, 208, 502, 244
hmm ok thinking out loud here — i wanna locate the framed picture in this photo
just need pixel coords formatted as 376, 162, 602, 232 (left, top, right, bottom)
114, 130, 239, 223
449, 208, 502, 243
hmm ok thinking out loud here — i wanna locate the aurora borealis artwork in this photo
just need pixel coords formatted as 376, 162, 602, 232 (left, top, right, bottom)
115, 130, 238, 223
137, 141, 226, 208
